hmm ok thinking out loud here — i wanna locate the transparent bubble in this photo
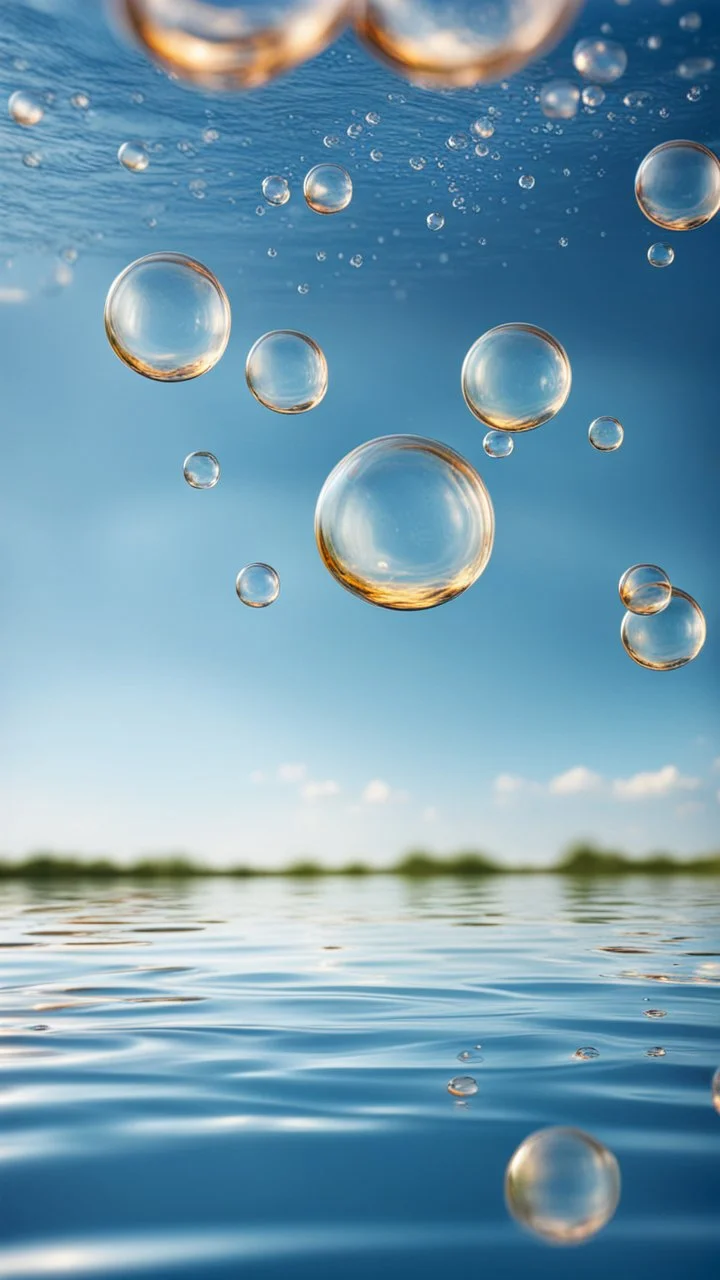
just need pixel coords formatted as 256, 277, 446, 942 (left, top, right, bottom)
644, 1009, 667, 1018
303, 163, 353, 214
679, 11, 702, 31
471, 117, 494, 139
646, 1047, 667, 1058
573, 37, 628, 84
22, 151, 42, 168
183, 451, 220, 489
370, 148, 383, 161
712, 1066, 720, 1113
104, 253, 231, 382
409, 155, 426, 170
236, 563, 280, 608
8, 90, 44, 126
622, 590, 706, 670
262, 174, 290, 206
457, 1047, 484, 1063
447, 1075, 478, 1097
117, 0, 353, 91
118, 141, 149, 172
635, 141, 720, 231
315, 435, 495, 611
246, 330, 327, 414
483, 430, 514, 458
539, 80, 580, 120
506, 1128, 620, 1244
70, 91, 90, 109
647, 242, 675, 268
619, 564, 672, 615
426, 211, 445, 231
588, 416, 623, 452
519, 174, 535, 190
582, 84, 605, 107
462, 323, 571, 433
573, 1047, 600, 1060
355, 0, 582, 88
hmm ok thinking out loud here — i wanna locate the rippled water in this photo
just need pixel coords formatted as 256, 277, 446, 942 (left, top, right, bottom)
1, 876, 718, 1277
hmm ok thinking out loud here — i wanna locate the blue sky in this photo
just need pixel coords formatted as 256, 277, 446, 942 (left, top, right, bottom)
1, 0, 718, 865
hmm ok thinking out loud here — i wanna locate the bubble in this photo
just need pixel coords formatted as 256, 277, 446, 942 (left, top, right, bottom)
582, 84, 605, 107
588, 416, 623, 452
646, 1047, 667, 1058
426, 211, 445, 231
483, 430, 514, 458
679, 11, 702, 31
409, 155, 426, 170
104, 253, 231, 382
246, 330, 327, 414
262, 174, 290, 206
635, 141, 720, 231
70, 91, 90, 109
573, 1047, 600, 1060
22, 151, 42, 168
236, 563, 280, 608
457, 1048, 484, 1063
370, 148, 383, 161
505, 1127, 621, 1245
619, 565, 672, 615
643, 1009, 667, 1018
8, 90, 44, 126
712, 1067, 720, 1113
365, 111, 381, 124
539, 80, 580, 120
622, 589, 706, 670
647, 242, 675, 268
118, 141, 149, 172
183, 451, 221, 489
117, 0, 352, 91
303, 163, 353, 214
518, 174, 535, 192
573, 37, 628, 84
447, 1075, 478, 1097
677, 57, 715, 79
462, 324, 571, 433
315, 435, 495, 611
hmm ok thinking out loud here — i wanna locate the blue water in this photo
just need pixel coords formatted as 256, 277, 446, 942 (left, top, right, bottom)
1, 876, 718, 1277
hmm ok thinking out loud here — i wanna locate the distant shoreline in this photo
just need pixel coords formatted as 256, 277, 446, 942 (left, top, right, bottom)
1, 845, 718, 880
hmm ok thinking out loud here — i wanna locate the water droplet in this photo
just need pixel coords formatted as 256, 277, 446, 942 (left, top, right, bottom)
539, 80, 580, 120
104, 253, 231, 382
573, 1047, 600, 1060
506, 1127, 620, 1244
262, 174, 290, 206
118, 141, 149, 172
303, 163, 353, 214
647, 242, 675, 268
8, 90, 43, 126
646, 1047, 667, 1058
462, 324, 571, 433
636, 141, 720, 231
519, 174, 535, 190
623, 589, 706, 670
619, 565, 672, 615
183, 451, 220, 489
315, 435, 495, 611
447, 1075, 478, 1097
471, 116, 495, 138
236, 563, 280, 609
426, 211, 445, 231
246, 330, 327, 414
573, 37, 628, 84
589, 416, 624, 452
483, 430, 514, 458
582, 84, 605, 107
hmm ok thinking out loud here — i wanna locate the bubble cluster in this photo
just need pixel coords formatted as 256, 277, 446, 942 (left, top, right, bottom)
262, 174, 290, 206
572, 37, 628, 84
483, 430, 514, 459
315, 435, 495, 611
246, 330, 328, 414
621, 589, 706, 671
447, 1075, 478, 1097
619, 565, 672, 616
636, 142, 720, 232
118, 141, 149, 172
647, 243, 675, 269
183, 451, 220, 490
505, 1127, 621, 1244
462, 324, 571, 433
8, 90, 44, 126
303, 163, 353, 214
236, 563, 280, 608
589, 416, 624, 452
104, 253, 231, 381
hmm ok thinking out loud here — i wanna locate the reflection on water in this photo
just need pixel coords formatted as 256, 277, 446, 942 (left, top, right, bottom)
0, 875, 717, 1277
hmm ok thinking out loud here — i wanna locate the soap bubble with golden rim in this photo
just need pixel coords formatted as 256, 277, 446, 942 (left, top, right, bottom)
621, 587, 706, 670
635, 141, 720, 231
315, 435, 494, 611
8, 90, 44, 126
483, 430, 514, 458
118, 140, 149, 171
619, 565, 672, 616
104, 252, 231, 381
246, 330, 328, 413
303, 163, 353, 214
506, 1127, 620, 1245
355, 0, 583, 89
462, 323, 571, 433
589, 416, 623, 452
236, 562, 280, 608
183, 451, 220, 489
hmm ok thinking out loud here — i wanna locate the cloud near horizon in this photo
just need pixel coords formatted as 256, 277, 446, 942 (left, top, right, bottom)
494, 763, 703, 803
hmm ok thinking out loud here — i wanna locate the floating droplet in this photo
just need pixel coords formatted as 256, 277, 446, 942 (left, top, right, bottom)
315, 435, 495, 611
246, 330, 327, 414
622, 590, 706, 670
118, 141, 149, 172
8, 90, 44, 126
236, 563, 280, 608
589, 416, 624, 452
573, 1047, 600, 1061
646, 1047, 667, 1058
262, 174, 290, 206
506, 1127, 620, 1244
582, 84, 605, 107
426, 211, 445, 231
619, 565, 672, 616
636, 141, 720, 231
539, 80, 580, 120
183, 451, 220, 489
104, 253, 231, 382
355, 0, 583, 88
303, 163, 353, 214
483, 430, 514, 458
447, 1075, 478, 1097
462, 324, 571, 433
647, 242, 675, 268
573, 37, 628, 84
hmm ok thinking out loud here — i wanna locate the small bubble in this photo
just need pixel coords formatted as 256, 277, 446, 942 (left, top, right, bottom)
297, 282, 310, 294
350, 253, 363, 268
582, 84, 606, 107
202, 127, 220, 143
267, 247, 277, 258
471, 117, 495, 139
8, 90, 44, 126
623, 589, 706, 670
118, 141, 149, 172
539, 80, 580, 119
644, 1009, 667, 1019
647, 242, 675, 268
262, 174, 290, 206
686, 85, 702, 102
573, 1047, 600, 1061
426, 211, 445, 231
365, 111, 381, 125
589, 416, 623, 452
316, 249, 327, 261
558, 235, 569, 247
183, 451, 220, 489
676, 57, 715, 79
70, 91, 90, 109
474, 142, 489, 157
647, 34, 663, 51
573, 38, 628, 84
483, 430, 514, 458
409, 155, 426, 170
447, 1075, 478, 1097
457, 1047, 484, 1062
679, 12, 702, 32
246, 329, 327, 413
446, 132, 469, 151
619, 565, 672, 616
323, 134, 340, 148
347, 122, 363, 138
518, 174, 535, 190
646, 1047, 667, 1058
22, 151, 42, 168
370, 148, 383, 161
463, 324, 571, 432
236, 564, 280, 609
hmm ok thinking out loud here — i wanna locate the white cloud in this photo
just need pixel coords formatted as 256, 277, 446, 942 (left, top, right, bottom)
548, 766, 603, 796
249, 770, 266, 785
277, 763, 307, 784
300, 779, 340, 801
362, 779, 392, 805
493, 773, 528, 797
612, 764, 700, 801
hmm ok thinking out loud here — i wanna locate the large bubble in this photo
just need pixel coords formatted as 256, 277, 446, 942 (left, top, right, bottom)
303, 163, 353, 214
462, 324, 571, 433
621, 587, 706, 670
505, 1127, 621, 1245
619, 564, 672, 616
635, 141, 720, 231
115, 1, 353, 91
246, 330, 328, 413
572, 37, 627, 84
315, 435, 495, 610
104, 252, 231, 381
354, 1, 583, 89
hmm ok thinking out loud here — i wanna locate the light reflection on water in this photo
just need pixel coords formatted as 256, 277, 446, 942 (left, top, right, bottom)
0, 875, 717, 1277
